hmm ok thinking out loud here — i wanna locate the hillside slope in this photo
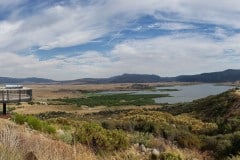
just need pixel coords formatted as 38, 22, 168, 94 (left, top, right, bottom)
64, 69, 240, 84
160, 88, 240, 120
175, 69, 240, 83
0, 77, 56, 84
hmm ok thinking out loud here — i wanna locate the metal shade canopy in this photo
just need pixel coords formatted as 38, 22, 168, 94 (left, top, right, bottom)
0, 85, 32, 115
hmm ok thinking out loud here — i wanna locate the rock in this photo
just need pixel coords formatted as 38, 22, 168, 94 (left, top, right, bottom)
140, 144, 147, 152
25, 151, 37, 160
152, 148, 160, 157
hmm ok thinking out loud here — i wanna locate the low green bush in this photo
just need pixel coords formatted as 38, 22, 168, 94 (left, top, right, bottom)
174, 130, 201, 149
75, 122, 129, 153
12, 113, 56, 134
158, 152, 182, 160
26, 116, 42, 130
57, 130, 73, 144
130, 132, 154, 148
28, 101, 34, 105
42, 121, 56, 134
13, 113, 26, 125
53, 93, 169, 107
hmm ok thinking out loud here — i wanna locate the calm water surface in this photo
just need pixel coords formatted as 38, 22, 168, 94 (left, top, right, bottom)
100, 84, 234, 104
154, 84, 233, 104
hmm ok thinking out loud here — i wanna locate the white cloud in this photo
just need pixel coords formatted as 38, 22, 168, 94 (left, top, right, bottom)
2, 0, 240, 52
0, 0, 25, 7
96, 33, 240, 78
0, 0, 240, 79
1, 32, 239, 80
147, 22, 195, 30
0, 4, 111, 51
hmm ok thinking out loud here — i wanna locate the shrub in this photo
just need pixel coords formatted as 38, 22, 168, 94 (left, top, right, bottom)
26, 116, 42, 130
28, 101, 34, 105
201, 136, 218, 151
57, 130, 73, 144
130, 132, 154, 148
215, 139, 232, 157
13, 113, 26, 125
75, 122, 129, 153
158, 152, 182, 160
42, 122, 56, 134
230, 132, 240, 156
174, 131, 201, 149
12, 114, 56, 134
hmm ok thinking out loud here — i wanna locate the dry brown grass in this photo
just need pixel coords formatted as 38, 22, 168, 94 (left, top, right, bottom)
25, 84, 133, 100
149, 138, 213, 160
0, 119, 98, 160
235, 89, 240, 96
0, 119, 212, 160
25, 82, 193, 100
13, 101, 161, 115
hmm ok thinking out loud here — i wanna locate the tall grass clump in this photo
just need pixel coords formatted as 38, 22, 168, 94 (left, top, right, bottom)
0, 124, 22, 160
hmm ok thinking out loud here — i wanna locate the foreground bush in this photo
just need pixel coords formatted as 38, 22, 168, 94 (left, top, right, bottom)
158, 152, 182, 160
12, 113, 56, 134
75, 122, 129, 153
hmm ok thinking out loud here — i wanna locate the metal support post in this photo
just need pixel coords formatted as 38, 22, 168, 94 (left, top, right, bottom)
3, 102, 6, 115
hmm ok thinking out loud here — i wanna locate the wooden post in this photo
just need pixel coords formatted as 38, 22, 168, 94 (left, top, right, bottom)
3, 102, 6, 115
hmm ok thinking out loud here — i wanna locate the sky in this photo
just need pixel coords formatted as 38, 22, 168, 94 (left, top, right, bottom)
0, 0, 240, 80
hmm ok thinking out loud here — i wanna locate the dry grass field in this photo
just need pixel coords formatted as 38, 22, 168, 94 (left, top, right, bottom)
2, 83, 239, 160
11, 82, 238, 115
12, 83, 164, 115
25, 82, 192, 100
25, 83, 133, 100
13, 102, 160, 115
236, 89, 240, 96
0, 118, 99, 160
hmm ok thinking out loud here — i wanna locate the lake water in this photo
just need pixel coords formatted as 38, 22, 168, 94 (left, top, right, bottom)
100, 84, 234, 104
154, 84, 233, 104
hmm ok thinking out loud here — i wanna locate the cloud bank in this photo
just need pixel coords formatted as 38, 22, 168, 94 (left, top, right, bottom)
0, 0, 239, 80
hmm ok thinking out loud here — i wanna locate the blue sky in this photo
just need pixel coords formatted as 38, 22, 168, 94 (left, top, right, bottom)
0, 0, 240, 80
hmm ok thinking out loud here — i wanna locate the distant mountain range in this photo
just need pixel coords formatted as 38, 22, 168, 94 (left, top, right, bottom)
0, 69, 240, 84
65, 69, 240, 84
173, 69, 240, 83
0, 77, 56, 84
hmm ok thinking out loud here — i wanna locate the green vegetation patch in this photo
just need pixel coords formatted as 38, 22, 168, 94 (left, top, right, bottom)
12, 113, 56, 134
160, 89, 238, 121
52, 93, 169, 107
75, 122, 129, 153
158, 89, 180, 92
101, 109, 216, 150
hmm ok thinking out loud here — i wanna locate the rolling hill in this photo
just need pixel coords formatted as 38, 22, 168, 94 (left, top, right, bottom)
174, 69, 240, 83
0, 69, 240, 84
66, 69, 240, 84
0, 77, 56, 84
